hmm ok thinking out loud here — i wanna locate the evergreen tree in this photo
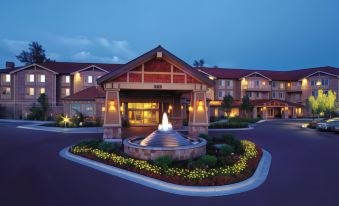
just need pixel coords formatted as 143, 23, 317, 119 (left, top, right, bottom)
16, 41, 55, 65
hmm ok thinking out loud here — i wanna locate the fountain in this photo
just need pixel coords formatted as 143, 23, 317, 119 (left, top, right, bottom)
123, 113, 207, 161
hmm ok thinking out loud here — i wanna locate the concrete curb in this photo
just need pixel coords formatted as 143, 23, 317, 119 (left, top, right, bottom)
208, 125, 254, 131
17, 124, 103, 133
59, 146, 272, 196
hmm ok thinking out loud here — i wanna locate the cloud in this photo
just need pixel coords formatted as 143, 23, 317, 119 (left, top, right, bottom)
0, 34, 136, 65
1, 39, 28, 55
72, 51, 120, 63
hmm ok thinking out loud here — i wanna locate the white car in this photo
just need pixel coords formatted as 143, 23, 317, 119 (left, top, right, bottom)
316, 119, 339, 131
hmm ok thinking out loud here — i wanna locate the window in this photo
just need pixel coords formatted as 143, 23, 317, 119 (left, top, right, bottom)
70, 103, 81, 116
247, 92, 252, 97
310, 80, 315, 86
226, 91, 233, 97
5, 74, 10, 83
39, 74, 45, 83
84, 104, 95, 116
219, 80, 225, 87
256, 92, 259, 98
272, 92, 276, 98
312, 90, 318, 97
279, 83, 284, 89
322, 79, 329, 86
29, 74, 35, 82
65, 88, 70, 96
226, 80, 231, 87
26, 87, 34, 96
249, 80, 254, 88
255, 80, 260, 86
279, 92, 283, 99
65, 75, 70, 83
218, 91, 223, 98
87, 75, 93, 83
272, 81, 276, 87
40, 88, 45, 94
2, 87, 11, 95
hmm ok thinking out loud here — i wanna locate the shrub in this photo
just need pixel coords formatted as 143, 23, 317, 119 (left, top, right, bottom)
154, 156, 172, 169
193, 155, 217, 168
219, 144, 235, 156
215, 134, 244, 154
97, 142, 119, 153
209, 121, 248, 129
76, 139, 101, 148
198, 133, 212, 142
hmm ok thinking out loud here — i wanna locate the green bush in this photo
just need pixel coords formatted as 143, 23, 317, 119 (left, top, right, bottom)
153, 156, 172, 169
193, 155, 217, 168
219, 144, 235, 156
98, 142, 119, 153
214, 134, 244, 154
76, 139, 101, 148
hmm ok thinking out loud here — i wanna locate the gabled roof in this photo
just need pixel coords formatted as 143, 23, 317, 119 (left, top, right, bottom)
200, 66, 339, 81
97, 45, 215, 86
37, 62, 121, 74
9, 63, 59, 74
63, 86, 105, 101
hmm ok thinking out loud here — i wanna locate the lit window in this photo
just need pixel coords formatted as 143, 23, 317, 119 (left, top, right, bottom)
40, 88, 45, 94
5, 74, 11, 83
26, 87, 35, 96
40, 74, 45, 83
279, 83, 284, 89
65, 88, 70, 96
2, 87, 10, 95
87, 76, 93, 83
65, 75, 70, 83
29, 74, 35, 82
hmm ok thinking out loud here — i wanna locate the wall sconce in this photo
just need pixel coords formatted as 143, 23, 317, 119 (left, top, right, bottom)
197, 100, 204, 111
284, 106, 288, 110
181, 105, 184, 110
109, 100, 116, 111
263, 106, 267, 111
262, 81, 266, 86
287, 82, 291, 87
120, 106, 124, 112
188, 106, 193, 112
316, 80, 321, 86
101, 107, 106, 112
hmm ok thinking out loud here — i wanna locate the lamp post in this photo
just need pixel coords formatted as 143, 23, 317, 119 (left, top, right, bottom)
63, 115, 70, 128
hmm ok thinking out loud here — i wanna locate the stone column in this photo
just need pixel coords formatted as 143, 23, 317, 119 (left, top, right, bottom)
103, 90, 122, 142
171, 95, 183, 129
188, 91, 209, 136
283, 106, 289, 119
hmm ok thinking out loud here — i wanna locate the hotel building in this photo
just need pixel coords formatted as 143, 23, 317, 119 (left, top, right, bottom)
0, 46, 338, 136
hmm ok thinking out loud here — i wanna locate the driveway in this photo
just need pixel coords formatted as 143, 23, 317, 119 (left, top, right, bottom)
0, 120, 338, 206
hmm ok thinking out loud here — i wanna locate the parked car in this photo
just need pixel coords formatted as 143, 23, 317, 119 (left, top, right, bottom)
316, 118, 339, 131
333, 125, 339, 133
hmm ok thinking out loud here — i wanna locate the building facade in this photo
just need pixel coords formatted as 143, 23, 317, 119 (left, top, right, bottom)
1, 46, 339, 129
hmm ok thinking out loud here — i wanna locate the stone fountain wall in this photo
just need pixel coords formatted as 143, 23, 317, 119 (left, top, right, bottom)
124, 142, 206, 161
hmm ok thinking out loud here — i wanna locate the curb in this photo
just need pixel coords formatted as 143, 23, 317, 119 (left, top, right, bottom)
208, 126, 254, 131
59, 146, 272, 196
17, 124, 103, 133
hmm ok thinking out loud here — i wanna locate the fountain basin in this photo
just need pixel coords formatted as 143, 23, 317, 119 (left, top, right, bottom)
123, 136, 207, 161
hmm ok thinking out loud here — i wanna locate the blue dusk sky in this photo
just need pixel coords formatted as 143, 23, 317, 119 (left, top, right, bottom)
0, 0, 338, 70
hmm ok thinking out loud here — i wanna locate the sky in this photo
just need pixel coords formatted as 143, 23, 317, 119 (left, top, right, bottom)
0, 0, 338, 70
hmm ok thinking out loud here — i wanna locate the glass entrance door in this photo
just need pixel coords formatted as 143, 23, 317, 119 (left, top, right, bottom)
128, 103, 159, 126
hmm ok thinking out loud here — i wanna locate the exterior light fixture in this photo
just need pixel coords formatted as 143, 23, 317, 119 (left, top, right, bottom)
63, 115, 70, 128
109, 100, 116, 111
316, 80, 321, 86
181, 105, 184, 110
287, 82, 291, 87
102, 107, 106, 112
262, 81, 266, 86
263, 107, 267, 111
284, 106, 288, 110
168, 105, 173, 110
188, 106, 193, 111
197, 100, 204, 111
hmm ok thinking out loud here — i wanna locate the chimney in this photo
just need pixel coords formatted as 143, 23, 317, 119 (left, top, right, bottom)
6, 61, 15, 69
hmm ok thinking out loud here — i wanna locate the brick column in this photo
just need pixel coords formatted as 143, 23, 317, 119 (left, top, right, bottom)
171, 95, 183, 129
253, 106, 258, 119
103, 90, 122, 141
188, 91, 208, 136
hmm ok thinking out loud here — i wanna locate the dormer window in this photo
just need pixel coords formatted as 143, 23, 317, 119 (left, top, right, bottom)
5, 74, 10, 83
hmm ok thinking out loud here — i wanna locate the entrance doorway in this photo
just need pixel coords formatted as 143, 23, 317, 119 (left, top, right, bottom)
127, 103, 159, 126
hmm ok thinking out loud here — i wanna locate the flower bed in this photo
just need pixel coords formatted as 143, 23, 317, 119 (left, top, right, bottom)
70, 139, 262, 186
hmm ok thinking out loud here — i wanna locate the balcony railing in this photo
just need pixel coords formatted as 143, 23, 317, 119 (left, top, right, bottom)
243, 85, 272, 91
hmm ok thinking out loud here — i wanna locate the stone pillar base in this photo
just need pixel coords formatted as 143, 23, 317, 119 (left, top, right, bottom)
103, 126, 122, 139
188, 125, 208, 137
171, 117, 183, 130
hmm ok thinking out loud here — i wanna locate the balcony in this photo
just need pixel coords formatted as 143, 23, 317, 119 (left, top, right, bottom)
243, 85, 271, 91
286, 85, 302, 92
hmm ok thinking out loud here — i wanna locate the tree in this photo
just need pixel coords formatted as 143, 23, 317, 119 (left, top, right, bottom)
37, 93, 49, 120
27, 94, 49, 120
193, 59, 205, 67
308, 96, 318, 120
220, 94, 233, 118
16, 41, 55, 65
316, 90, 327, 117
325, 90, 337, 118
241, 95, 252, 118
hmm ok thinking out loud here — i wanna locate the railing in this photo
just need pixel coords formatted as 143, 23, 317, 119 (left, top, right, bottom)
243, 85, 272, 90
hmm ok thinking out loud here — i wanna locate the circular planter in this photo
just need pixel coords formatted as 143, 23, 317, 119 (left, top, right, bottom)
123, 136, 207, 161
